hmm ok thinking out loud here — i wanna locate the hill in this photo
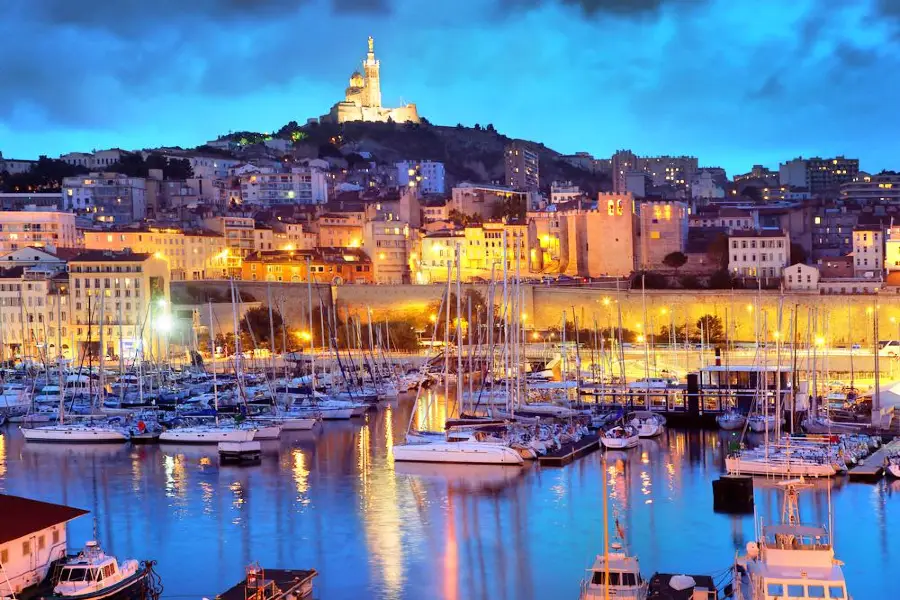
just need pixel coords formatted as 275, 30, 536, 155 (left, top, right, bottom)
224, 120, 612, 195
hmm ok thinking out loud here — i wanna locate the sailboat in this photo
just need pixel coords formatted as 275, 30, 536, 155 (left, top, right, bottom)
22, 291, 129, 444
733, 479, 851, 600
159, 295, 256, 444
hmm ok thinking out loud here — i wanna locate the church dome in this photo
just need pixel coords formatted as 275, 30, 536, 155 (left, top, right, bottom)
349, 71, 364, 87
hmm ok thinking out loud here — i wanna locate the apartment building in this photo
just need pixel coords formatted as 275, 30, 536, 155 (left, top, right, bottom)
67, 251, 170, 360
852, 227, 884, 279
396, 160, 445, 194
82, 228, 229, 281
504, 142, 539, 190
0, 264, 69, 361
241, 248, 373, 284
201, 216, 257, 276
728, 230, 789, 279
62, 173, 147, 223
0, 211, 79, 252
316, 212, 365, 247
239, 167, 328, 205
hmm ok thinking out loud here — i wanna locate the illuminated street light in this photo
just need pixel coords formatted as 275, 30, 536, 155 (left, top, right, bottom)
660, 307, 668, 315
773, 331, 781, 340
815, 336, 825, 347
157, 313, 173, 333
157, 298, 167, 308
637, 334, 645, 343
745, 304, 753, 313
429, 314, 437, 323
602, 297, 611, 307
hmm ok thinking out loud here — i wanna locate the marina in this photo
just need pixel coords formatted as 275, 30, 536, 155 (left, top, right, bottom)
1, 392, 897, 599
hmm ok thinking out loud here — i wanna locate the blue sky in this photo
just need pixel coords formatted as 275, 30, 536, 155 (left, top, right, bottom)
2, 0, 899, 175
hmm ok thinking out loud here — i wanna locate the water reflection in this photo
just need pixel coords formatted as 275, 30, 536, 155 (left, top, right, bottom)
0, 393, 894, 599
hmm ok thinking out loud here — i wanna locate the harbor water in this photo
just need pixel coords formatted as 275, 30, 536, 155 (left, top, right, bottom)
0, 392, 896, 599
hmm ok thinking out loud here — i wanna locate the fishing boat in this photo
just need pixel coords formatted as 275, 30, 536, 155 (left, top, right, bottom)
628, 411, 665, 438
46, 541, 150, 600
733, 480, 851, 600
600, 425, 639, 449
716, 409, 747, 431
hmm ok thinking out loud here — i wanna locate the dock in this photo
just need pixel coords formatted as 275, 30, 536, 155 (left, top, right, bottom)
217, 566, 317, 600
848, 439, 900, 482
538, 433, 600, 467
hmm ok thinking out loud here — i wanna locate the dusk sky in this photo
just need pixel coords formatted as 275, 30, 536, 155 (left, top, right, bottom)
2, 0, 899, 174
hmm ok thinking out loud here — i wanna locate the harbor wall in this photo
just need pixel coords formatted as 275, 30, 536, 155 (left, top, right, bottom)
172, 282, 900, 345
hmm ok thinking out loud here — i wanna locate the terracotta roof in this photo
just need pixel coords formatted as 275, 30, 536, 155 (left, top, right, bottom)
0, 494, 88, 545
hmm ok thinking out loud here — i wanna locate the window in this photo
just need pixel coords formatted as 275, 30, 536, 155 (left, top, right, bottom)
807, 586, 825, 598
767, 583, 784, 597
22, 540, 31, 556
52, 529, 60, 545
0, 548, 7, 563
38, 535, 45, 550
787, 584, 805, 598
828, 586, 845, 599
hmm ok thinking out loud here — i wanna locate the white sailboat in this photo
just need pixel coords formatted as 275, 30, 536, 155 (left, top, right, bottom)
22, 291, 128, 444
628, 411, 665, 438
600, 425, 639, 449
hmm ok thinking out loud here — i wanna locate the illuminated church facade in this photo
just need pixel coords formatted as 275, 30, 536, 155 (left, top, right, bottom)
323, 37, 420, 124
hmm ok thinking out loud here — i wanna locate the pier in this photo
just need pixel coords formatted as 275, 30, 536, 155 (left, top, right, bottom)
538, 433, 600, 466
848, 439, 900, 482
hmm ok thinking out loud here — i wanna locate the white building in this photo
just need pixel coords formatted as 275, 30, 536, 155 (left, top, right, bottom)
0, 154, 35, 175
0, 211, 79, 252
0, 494, 88, 597
62, 173, 147, 223
728, 229, 790, 279
840, 172, 900, 204
852, 227, 884, 279
239, 167, 328, 205
691, 170, 725, 200
396, 160, 445, 194
550, 181, 584, 204
782, 263, 819, 291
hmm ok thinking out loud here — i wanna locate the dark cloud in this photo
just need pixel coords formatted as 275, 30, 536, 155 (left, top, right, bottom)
748, 74, 785, 100
500, 0, 706, 17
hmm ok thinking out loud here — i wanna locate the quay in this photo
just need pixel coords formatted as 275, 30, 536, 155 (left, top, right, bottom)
538, 433, 600, 467
848, 439, 900, 482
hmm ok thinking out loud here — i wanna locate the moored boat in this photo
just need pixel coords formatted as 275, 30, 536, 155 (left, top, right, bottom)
600, 425, 639, 449
716, 410, 747, 431
580, 545, 648, 600
45, 540, 150, 600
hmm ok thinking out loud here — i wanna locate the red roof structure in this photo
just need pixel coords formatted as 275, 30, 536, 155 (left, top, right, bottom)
0, 494, 88, 545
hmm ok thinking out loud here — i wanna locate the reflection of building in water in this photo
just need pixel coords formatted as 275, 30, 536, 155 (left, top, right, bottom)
359, 413, 405, 596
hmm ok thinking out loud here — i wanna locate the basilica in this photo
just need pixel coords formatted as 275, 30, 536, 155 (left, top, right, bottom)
322, 37, 420, 124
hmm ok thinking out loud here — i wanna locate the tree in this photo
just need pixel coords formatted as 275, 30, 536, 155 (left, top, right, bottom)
790, 242, 808, 265
679, 274, 700, 289
706, 233, 730, 269
241, 306, 285, 351
662, 251, 688, 272
0, 156, 88, 193
631, 271, 668, 289
696, 314, 725, 343
486, 123, 496, 133
424, 289, 494, 339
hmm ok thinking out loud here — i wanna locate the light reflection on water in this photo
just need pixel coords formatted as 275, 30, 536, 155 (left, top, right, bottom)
0, 393, 896, 599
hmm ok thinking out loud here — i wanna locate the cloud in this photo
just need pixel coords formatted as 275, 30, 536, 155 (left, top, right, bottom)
499, 0, 706, 16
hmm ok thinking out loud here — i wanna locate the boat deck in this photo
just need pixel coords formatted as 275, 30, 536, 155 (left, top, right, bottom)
538, 433, 600, 467
648, 572, 719, 599
848, 439, 900, 482
217, 568, 318, 600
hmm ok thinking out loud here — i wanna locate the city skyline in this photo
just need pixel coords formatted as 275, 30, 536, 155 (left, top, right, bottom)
3, 0, 900, 173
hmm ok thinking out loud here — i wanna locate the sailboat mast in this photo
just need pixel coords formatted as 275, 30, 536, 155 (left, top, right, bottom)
443, 259, 451, 405
455, 247, 463, 412
267, 283, 276, 376
99, 288, 105, 410
307, 257, 315, 384
208, 300, 219, 425
501, 230, 509, 412
56, 288, 64, 425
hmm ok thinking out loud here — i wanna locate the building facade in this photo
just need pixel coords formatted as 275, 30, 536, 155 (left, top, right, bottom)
638, 201, 688, 269
728, 230, 790, 279
242, 248, 373, 284
504, 142, 539, 190
782, 263, 819, 291
239, 167, 328, 205
0, 211, 78, 252
559, 194, 635, 278
396, 160, 445, 194
62, 173, 147, 223
68, 251, 170, 360
852, 228, 884, 279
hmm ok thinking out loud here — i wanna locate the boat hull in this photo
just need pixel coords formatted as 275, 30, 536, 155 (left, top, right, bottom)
44, 568, 149, 600
251, 425, 282, 440
717, 415, 747, 430
393, 441, 524, 465
725, 456, 836, 477
159, 428, 255, 444
21, 426, 128, 443
600, 435, 639, 449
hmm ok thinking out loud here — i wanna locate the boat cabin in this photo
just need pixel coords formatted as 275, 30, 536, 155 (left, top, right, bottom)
581, 551, 646, 599
0, 494, 88, 597
55, 542, 119, 592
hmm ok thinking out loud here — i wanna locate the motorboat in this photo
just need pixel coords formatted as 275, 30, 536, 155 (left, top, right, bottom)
580, 545, 648, 600
716, 410, 747, 431
733, 480, 851, 600
159, 425, 256, 444
628, 411, 665, 438
47, 540, 148, 600
600, 425, 639, 449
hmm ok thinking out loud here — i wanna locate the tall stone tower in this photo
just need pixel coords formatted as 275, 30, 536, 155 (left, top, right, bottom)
362, 36, 382, 108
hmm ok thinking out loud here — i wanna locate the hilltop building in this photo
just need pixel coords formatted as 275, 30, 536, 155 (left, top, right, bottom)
323, 37, 419, 124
